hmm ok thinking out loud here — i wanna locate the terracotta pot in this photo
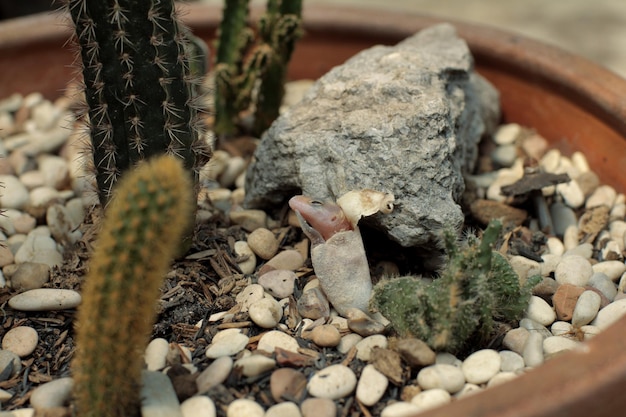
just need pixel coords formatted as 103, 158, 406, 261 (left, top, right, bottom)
1, 4, 625, 417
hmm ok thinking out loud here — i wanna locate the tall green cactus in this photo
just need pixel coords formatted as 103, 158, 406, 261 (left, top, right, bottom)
67, 0, 211, 205
213, 0, 303, 137
71, 155, 194, 417
370, 220, 540, 353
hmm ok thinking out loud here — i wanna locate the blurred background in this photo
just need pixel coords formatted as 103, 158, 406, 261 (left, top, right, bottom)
2, 0, 625, 78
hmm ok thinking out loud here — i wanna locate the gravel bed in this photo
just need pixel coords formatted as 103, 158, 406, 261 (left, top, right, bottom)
0, 86, 625, 417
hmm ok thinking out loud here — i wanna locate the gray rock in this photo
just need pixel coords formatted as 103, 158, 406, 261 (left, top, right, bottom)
244, 24, 499, 247
140, 370, 182, 417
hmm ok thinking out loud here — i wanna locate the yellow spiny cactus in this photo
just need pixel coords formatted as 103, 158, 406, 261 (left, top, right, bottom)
72, 155, 194, 417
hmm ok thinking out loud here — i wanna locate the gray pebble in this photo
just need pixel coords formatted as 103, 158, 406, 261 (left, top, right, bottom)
522, 332, 544, 368
550, 201, 577, 236
9, 262, 49, 291
140, 370, 182, 417
8, 289, 81, 311
588, 272, 618, 301
499, 350, 525, 372
0, 349, 21, 381
29, 377, 73, 408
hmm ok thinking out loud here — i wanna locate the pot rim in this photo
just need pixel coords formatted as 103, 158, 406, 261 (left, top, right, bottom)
1, 4, 626, 417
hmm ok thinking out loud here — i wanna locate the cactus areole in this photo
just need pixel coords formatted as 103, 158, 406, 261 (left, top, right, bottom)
68, 0, 209, 205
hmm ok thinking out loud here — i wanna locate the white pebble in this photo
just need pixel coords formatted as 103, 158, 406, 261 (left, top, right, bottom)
381, 402, 421, 417
551, 321, 573, 337
416, 364, 465, 394
258, 270, 297, 299
356, 364, 388, 406
435, 352, 462, 367
235, 284, 265, 312
219, 156, 246, 188
522, 332, 544, 368
554, 255, 593, 286
493, 123, 522, 145
337, 333, 363, 354
543, 336, 580, 357
410, 388, 451, 410
257, 330, 299, 354
487, 372, 518, 387
592, 261, 626, 281
196, 356, 233, 393
540, 149, 561, 173
181, 395, 216, 417
205, 329, 249, 359
592, 298, 626, 330
563, 243, 593, 259
525, 296, 556, 326
571, 290, 602, 327
308, 364, 357, 399
571, 151, 590, 173
0, 175, 29, 209
499, 350, 525, 372
588, 273, 618, 300
13, 232, 63, 268
454, 383, 482, 398
8, 289, 81, 311
586, 185, 616, 209
227, 398, 264, 417
247, 228, 279, 260
265, 402, 301, 417
562, 225, 579, 251
546, 237, 565, 256
234, 241, 256, 275
557, 181, 585, 209
540, 254, 561, 277
248, 297, 282, 329
355, 335, 388, 361
233, 354, 276, 377
29, 377, 73, 408
462, 349, 501, 384
145, 338, 169, 371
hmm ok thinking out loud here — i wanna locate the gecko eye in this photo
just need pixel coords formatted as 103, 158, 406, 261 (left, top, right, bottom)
310, 200, 323, 206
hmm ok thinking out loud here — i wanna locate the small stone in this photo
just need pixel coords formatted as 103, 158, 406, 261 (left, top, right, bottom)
396, 338, 436, 367
592, 298, 626, 330
499, 350, 525, 372
491, 144, 517, 166
416, 364, 465, 394
47, 204, 81, 245
205, 329, 249, 359
258, 330, 299, 354
347, 314, 386, 337
12, 212, 36, 235
578, 206, 610, 243
571, 290, 602, 327
229, 209, 267, 232
262, 250, 305, 273
0, 175, 29, 209
557, 181, 585, 209
307, 364, 357, 399
265, 402, 301, 417
181, 396, 216, 417
461, 349, 501, 384
435, 352, 462, 367
519, 318, 552, 338
296, 287, 330, 319
543, 336, 580, 358
196, 356, 233, 394
38, 155, 69, 189
592, 261, 626, 281
29, 377, 73, 408
234, 354, 276, 377
0, 349, 22, 381
493, 123, 522, 145
588, 273, 618, 301
533, 276, 559, 298
308, 325, 341, 347
455, 383, 482, 398
356, 364, 389, 406
586, 185, 616, 209
555, 255, 593, 286
270, 368, 307, 402
521, 133, 548, 160
258, 270, 297, 299
487, 372, 518, 387
551, 321, 573, 337
550, 201, 577, 236
565, 243, 594, 260
576, 171, 601, 197
552, 283, 585, 321
235, 284, 265, 312
13, 232, 63, 268
508, 256, 541, 283
301, 398, 336, 417
8, 289, 81, 311
522, 332, 544, 368
145, 338, 169, 371
380, 402, 421, 417
247, 228, 279, 260
546, 237, 565, 256
141, 371, 184, 417
370, 347, 404, 385
337, 333, 363, 354
219, 156, 246, 188
525, 296, 556, 326
9, 262, 49, 291
562, 225, 579, 251
233, 241, 256, 275
355, 335, 388, 362
226, 398, 264, 417
248, 297, 282, 329
410, 388, 451, 411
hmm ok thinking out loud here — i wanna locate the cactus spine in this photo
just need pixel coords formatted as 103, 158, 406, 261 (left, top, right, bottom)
72, 155, 194, 417
67, 0, 210, 205
370, 220, 540, 353
213, 0, 303, 137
